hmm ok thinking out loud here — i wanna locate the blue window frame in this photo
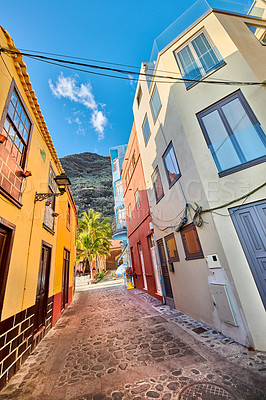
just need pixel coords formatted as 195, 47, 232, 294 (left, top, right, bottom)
197, 90, 266, 177
163, 142, 181, 188
174, 31, 224, 89
142, 114, 151, 145
150, 85, 161, 122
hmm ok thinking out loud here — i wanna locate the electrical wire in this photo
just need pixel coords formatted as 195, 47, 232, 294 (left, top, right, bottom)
1, 47, 265, 87
16, 47, 237, 82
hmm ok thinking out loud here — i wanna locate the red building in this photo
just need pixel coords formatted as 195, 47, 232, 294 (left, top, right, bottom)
121, 123, 162, 301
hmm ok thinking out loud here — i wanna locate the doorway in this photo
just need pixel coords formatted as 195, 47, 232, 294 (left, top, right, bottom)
148, 234, 162, 296
34, 243, 52, 334
61, 248, 70, 309
230, 200, 266, 309
0, 220, 15, 317
157, 239, 174, 302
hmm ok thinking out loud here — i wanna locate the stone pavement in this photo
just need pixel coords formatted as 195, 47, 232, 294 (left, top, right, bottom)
0, 285, 266, 400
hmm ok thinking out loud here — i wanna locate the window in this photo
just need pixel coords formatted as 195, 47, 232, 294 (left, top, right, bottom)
113, 157, 119, 172
128, 204, 132, 219
180, 223, 204, 260
126, 174, 129, 186
43, 166, 57, 232
137, 86, 142, 107
174, 31, 224, 89
150, 85, 162, 122
67, 202, 71, 230
142, 114, 151, 145
197, 90, 266, 176
135, 189, 141, 209
130, 162, 133, 174
117, 206, 126, 224
115, 180, 123, 196
165, 233, 179, 262
163, 142, 181, 187
152, 167, 164, 203
132, 152, 137, 166
3, 88, 31, 166
247, 24, 266, 45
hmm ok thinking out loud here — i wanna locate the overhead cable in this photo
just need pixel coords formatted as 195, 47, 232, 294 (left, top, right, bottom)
1, 47, 265, 87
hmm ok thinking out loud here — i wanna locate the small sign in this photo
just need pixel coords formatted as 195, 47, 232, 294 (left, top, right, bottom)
40, 149, 46, 162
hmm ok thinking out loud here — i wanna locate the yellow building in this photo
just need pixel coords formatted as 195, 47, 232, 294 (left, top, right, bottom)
0, 26, 77, 389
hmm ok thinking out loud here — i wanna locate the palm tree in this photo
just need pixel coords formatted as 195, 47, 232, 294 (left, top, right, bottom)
76, 209, 112, 274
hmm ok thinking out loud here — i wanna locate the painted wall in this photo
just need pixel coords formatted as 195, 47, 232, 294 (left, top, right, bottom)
122, 123, 162, 300
0, 26, 77, 387
132, 11, 266, 349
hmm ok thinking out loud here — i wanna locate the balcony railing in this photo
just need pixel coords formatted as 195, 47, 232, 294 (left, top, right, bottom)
146, 0, 256, 89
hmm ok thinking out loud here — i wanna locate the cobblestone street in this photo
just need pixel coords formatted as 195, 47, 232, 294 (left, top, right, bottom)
1, 283, 266, 400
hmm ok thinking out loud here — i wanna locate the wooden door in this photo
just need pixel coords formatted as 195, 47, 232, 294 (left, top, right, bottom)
230, 200, 266, 309
34, 244, 51, 333
157, 239, 173, 299
0, 222, 15, 316
61, 249, 70, 309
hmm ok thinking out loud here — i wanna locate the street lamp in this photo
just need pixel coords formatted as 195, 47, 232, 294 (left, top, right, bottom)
34, 172, 71, 202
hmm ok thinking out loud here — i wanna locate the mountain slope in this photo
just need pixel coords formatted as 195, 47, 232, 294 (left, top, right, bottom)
60, 152, 114, 221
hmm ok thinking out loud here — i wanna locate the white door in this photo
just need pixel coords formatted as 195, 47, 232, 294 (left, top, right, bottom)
148, 234, 162, 295
138, 242, 147, 290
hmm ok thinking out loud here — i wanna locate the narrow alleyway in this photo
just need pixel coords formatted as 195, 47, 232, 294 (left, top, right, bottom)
1, 283, 266, 400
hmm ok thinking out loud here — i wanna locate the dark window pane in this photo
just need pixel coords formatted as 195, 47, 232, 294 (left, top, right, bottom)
163, 144, 181, 186
152, 167, 164, 202
143, 115, 151, 144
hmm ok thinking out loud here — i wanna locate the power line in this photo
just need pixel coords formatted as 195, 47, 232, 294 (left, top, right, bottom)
1, 47, 265, 87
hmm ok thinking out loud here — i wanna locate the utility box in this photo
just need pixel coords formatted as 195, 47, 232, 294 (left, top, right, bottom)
209, 283, 238, 326
206, 254, 221, 269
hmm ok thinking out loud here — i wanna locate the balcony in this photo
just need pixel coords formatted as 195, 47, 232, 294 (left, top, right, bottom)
112, 220, 127, 241
146, 0, 257, 89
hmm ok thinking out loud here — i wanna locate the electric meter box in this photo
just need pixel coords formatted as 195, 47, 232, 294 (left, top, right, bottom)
206, 254, 221, 269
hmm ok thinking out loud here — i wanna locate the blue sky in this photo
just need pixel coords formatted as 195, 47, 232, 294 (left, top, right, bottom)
1, 0, 252, 158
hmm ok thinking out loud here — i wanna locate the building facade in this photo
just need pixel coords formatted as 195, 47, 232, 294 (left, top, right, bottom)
109, 145, 129, 264
121, 123, 163, 300
0, 26, 77, 389
132, 2, 266, 350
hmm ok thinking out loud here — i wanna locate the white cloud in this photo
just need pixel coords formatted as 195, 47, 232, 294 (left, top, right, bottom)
90, 110, 108, 140
49, 73, 108, 139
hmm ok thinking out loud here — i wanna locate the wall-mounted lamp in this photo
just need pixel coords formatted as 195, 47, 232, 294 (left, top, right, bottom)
34, 172, 71, 202
23, 170, 32, 178
52, 212, 59, 217
0, 133, 7, 144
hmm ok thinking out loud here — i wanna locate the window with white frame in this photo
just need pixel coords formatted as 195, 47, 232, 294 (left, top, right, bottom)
113, 157, 119, 172
174, 30, 224, 89
132, 151, 137, 166
150, 85, 162, 122
197, 90, 266, 176
135, 189, 141, 209
115, 179, 123, 196
128, 203, 132, 219
117, 206, 126, 224
246, 23, 266, 45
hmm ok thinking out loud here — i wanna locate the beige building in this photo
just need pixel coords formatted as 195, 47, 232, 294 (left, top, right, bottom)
132, 1, 266, 350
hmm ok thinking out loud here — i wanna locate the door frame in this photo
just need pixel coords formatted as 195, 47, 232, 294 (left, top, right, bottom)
230, 199, 266, 309
157, 238, 174, 303
61, 247, 70, 310
34, 240, 52, 334
0, 217, 16, 317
